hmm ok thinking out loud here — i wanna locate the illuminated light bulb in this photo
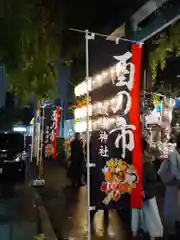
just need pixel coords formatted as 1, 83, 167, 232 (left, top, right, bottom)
82, 107, 86, 118
92, 105, 96, 114
77, 79, 92, 95
75, 108, 81, 119
110, 67, 115, 74
74, 121, 82, 133
92, 102, 99, 115
77, 85, 81, 96
96, 75, 101, 81
92, 80, 96, 90
74, 105, 92, 119
95, 75, 102, 87
74, 108, 82, 119
78, 84, 81, 96
74, 86, 79, 96
75, 80, 90, 97
98, 102, 102, 108
110, 98, 116, 104
116, 62, 126, 74
74, 120, 92, 132
76, 63, 124, 96
88, 105, 92, 115
102, 71, 108, 78
88, 120, 92, 131
79, 85, 82, 95
88, 78, 92, 91
81, 82, 86, 96
93, 70, 109, 89
75, 121, 85, 133
104, 100, 109, 108
110, 66, 116, 84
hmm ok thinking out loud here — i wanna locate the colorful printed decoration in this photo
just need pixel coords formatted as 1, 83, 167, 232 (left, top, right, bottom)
69, 97, 91, 111
101, 159, 138, 205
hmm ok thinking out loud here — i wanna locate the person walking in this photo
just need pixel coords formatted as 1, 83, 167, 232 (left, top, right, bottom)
69, 133, 84, 188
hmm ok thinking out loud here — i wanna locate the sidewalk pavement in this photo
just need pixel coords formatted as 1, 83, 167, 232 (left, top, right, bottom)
0, 185, 39, 240
37, 160, 127, 240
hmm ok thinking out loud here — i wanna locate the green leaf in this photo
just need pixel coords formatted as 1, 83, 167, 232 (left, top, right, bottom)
149, 21, 180, 82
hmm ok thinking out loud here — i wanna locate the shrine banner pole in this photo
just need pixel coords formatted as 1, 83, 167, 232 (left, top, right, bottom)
31, 101, 45, 187
85, 29, 91, 240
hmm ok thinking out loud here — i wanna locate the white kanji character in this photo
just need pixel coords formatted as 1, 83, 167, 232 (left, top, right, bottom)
49, 131, 54, 141
101, 103, 109, 116
114, 128, 135, 159
111, 51, 135, 91
99, 131, 108, 143
111, 91, 131, 116
109, 118, 136, 159
99, 145, 109, 157
99, 117, 108, 129
50, 122, 56, 130
95, 102, 109, 116
51, 110, 56, 121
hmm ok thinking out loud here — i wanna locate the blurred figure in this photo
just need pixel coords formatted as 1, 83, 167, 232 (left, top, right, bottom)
132, 139, 163, 239
142, 139, 163, 238
69, 133, 84, 188
26, 144, 31, 163
159, 135, 180, 237
57, 144, 66, 167
25, 144, 31, 185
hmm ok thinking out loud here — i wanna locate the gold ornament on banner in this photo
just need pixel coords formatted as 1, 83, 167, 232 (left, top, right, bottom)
101, 159, 138, 205
69, 97, 91, 111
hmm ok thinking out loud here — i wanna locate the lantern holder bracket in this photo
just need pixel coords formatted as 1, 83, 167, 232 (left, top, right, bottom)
87, 163, 96, 168
89, 206, 96, 211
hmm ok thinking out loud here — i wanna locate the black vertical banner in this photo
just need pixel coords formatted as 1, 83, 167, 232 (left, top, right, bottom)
40, 100, 56, 159
89, 37, 142, 211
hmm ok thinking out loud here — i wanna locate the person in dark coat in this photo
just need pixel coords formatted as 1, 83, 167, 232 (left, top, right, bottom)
69, 132, 84, 187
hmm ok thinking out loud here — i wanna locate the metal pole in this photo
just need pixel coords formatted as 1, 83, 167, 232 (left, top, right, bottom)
39, 105, 45, 179
30, 120, 34, 163
85, 29, 91, 240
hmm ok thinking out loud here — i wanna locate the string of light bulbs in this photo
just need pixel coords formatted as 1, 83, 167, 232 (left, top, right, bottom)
71, 28, 143, 98
75, 64, 124, 97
